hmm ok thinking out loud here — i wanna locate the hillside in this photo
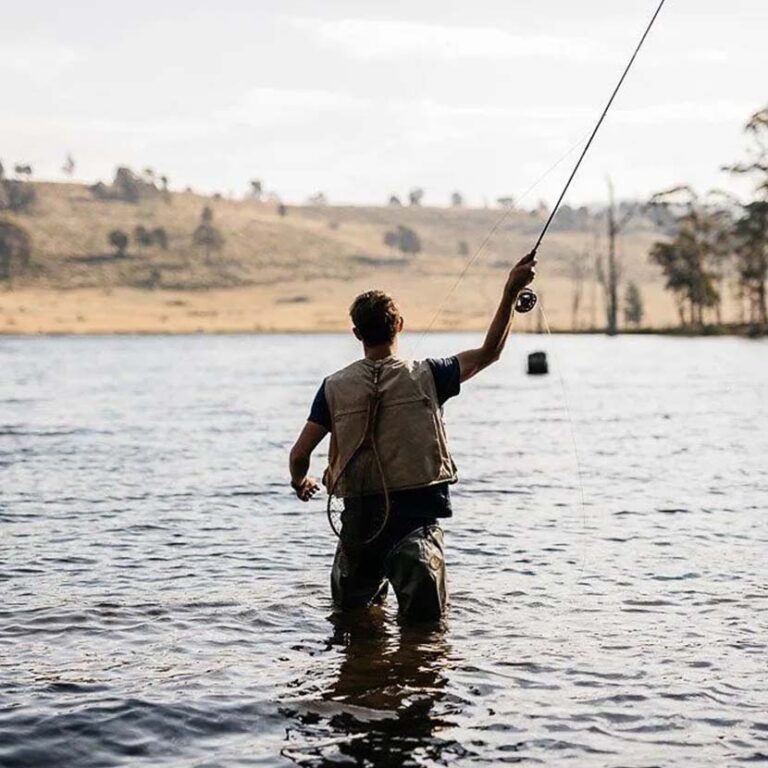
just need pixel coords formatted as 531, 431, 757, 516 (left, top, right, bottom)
0, 180, 678, 334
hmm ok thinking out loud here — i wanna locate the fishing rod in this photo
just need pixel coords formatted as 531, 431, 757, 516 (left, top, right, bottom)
514, 0, 668, 314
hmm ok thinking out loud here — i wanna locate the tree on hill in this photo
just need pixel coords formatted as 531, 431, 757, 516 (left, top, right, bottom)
408, 188, 424, 206
497, 196, 515, 209
0, 179, 36, 213
152, 227, 169, 250
250, 180, 263, 200
277, 203, 287, 217
62, 154, 75, 177
0, 219, 32, 285
134, 225, 169, 253
383, 225, 421, 257
388, 195, 402, 207
108, 229, 129, 258
0, 160, 5, 179
91, 167, 160, 204
451, 191, 464, 208
134, 225, 153, 252
307, 192, 328, 206
14, 165, 32, 177
624, 281, 644, 327
193, 206, 224, 262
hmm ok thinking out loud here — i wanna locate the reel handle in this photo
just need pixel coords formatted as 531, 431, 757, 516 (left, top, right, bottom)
514, 287, 538, 314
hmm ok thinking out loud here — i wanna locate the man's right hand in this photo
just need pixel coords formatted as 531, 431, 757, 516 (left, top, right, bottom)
292, 476, 321, 502
506, 251, 538, 295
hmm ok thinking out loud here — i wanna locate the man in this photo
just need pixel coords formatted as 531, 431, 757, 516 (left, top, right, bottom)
289, 252, 536, 622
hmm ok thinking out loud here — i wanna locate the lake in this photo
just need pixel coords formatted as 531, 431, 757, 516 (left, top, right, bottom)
1, 332, 767, 766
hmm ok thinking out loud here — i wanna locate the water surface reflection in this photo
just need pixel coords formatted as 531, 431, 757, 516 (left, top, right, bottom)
283, 610, 457, 766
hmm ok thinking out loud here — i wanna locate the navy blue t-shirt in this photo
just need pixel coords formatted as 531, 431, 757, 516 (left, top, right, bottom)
308, 357, 460, 518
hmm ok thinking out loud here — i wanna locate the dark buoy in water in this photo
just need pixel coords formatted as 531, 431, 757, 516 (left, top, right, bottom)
527, 351, 548, 375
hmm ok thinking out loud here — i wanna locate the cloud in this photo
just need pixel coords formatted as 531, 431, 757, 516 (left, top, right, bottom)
212, 87, 372, 129
0, 40, 84, 79
613, 101, 754, 125
292, 18, 595, 61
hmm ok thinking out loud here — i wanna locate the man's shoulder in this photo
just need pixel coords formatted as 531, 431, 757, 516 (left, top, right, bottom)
326, 358, 368, 384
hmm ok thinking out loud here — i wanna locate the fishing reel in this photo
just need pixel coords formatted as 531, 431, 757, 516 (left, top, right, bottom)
515, 288, 538, 314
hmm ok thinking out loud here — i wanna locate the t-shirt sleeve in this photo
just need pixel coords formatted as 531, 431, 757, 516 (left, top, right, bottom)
426, 356, 461, 406
307, 380, 332, 431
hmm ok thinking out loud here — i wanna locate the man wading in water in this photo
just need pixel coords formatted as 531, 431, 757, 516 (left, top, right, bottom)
288, 252, 536, 622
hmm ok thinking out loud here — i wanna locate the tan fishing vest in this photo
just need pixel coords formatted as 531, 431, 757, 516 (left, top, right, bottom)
323, 357, 458, 493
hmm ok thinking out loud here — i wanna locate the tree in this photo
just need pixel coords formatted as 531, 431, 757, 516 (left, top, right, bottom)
599, 183, 635, 336
90, 167, 159, 203
0, 219, 32, 285
388, 195, 402, 207
569, 251, 586, 330
62, 154, 75, 177
624, 281, 644, 326
383, 225, 421, 257
458, 240, 469, 256
724, 106, 768, 331
408, 188, 424, 206
497, 196, 515, 209
114, 167, 143, 202
0, 160, 4, 180
152, 227, 169, 250
134, 225, 153, 252
732, 201, 768, 330
307, 192, 328, 206
450, 191, 464, 207
724, 106, 768, 198
0, 180, 36, 213
193, 207, 224, 261
648, 186, 731, 328
14, 164, 32, 177
250, 180, 263, 200
277, 203, 287, 217
108, 229, 129, 258
597, 178, 637, 335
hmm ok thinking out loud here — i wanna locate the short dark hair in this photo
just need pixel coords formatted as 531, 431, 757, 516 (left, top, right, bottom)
349, 290, 400, 346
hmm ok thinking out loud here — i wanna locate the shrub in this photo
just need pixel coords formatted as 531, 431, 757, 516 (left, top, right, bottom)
108, 229, 129, 257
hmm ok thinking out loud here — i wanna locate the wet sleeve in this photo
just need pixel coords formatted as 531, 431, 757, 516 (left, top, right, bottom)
307, 380, 332, 431
426, 357, 461, 406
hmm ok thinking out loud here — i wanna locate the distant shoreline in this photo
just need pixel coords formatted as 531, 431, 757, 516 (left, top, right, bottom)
1, 326, 763, 339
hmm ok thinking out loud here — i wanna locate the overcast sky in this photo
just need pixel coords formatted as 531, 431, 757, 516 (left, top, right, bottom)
1, 0, 765, 206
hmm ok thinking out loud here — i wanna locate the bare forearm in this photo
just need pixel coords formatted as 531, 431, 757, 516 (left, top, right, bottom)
289, 450, 311, 485
480, 283, 517, 362
456, 252, 536, 383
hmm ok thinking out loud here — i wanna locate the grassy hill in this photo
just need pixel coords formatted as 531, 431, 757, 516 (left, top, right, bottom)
0, 180, 676, 334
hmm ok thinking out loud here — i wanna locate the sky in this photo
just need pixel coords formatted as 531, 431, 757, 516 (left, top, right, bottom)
1, 0, 766, 207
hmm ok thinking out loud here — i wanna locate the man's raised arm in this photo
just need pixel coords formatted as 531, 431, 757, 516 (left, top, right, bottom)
456, 252, 537, 383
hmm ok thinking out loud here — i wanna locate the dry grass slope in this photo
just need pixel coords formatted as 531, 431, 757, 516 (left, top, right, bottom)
0, 181, 678, 334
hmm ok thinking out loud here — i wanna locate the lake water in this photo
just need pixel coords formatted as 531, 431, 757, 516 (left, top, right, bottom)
1, 332, 767, 767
